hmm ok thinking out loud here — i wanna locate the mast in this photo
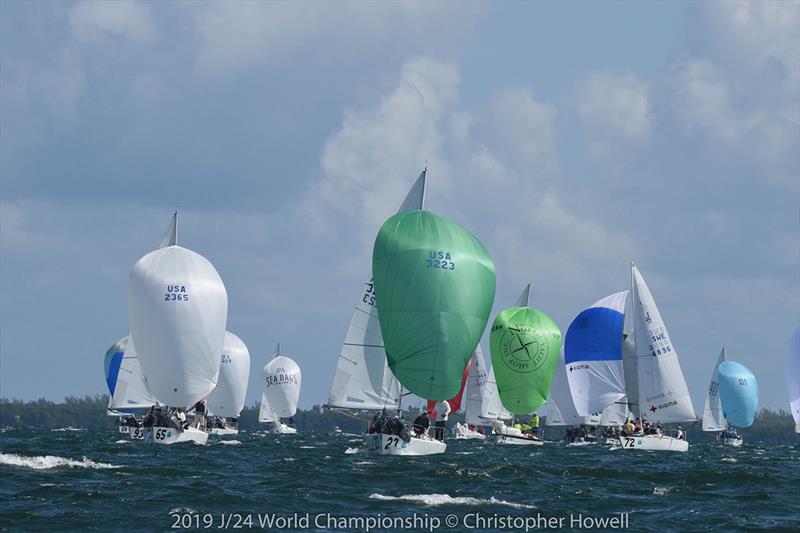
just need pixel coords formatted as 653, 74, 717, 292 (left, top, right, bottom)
628, 261, 640, 420
420, 167, 427, 211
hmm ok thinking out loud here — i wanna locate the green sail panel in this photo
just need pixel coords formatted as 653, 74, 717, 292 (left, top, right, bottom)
490, 307, 561, 415
372, 210, 496, 401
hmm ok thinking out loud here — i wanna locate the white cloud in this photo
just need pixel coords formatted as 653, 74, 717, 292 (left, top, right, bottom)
577, 72, 651, 138
70, 0, 156, 44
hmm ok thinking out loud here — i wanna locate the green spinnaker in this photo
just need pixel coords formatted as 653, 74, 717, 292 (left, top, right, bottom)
372, 210, 496, 401
490, 307, 561, 415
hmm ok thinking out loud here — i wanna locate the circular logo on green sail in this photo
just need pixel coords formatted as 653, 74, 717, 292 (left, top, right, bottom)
499, 325, 548, 374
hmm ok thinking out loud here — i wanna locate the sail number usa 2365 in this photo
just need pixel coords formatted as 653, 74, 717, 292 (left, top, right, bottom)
164, 285, 189, 302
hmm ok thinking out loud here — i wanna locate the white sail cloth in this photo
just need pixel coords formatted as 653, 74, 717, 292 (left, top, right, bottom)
327, 170, 427, 411
463, 347, 489, 425
105, 336, 157, 411
787, 327, 800, 432
631, 265, 696, 423
128, 245, 228, 408
262, 355, 301, 419
565, 291, 629, 417
205, 332, 251, 418
702, 348, 727, 431
545, 348, 600, 426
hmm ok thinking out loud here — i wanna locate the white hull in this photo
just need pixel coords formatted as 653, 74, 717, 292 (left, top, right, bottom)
269, 422, 297, 434
453, 424, 487, 440
496, 433, 544, 446
723, 436, 743, 447
118, 425, 130, 434
144, 426, 208, 445
618, 435, 688, 452
208, 428, 239, 436
129, 427, 145, 440
366, 433, 446, 455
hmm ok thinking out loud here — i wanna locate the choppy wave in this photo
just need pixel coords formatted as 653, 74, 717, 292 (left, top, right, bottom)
0, 453, 120, 470
217, 440, 241, 446
369, 493, 536, 509
50, 427, 85, 432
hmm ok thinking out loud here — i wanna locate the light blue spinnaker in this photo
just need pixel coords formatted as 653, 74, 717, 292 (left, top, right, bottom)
717, 361, 758, 428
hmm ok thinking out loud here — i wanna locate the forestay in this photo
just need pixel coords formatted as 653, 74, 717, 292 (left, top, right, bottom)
631, 265, 695, 423
702, 348, 727, 432
565, 291, 628, 417
206, 332, 251, 419
105, 336, 156, 412
326, 170, 427, 411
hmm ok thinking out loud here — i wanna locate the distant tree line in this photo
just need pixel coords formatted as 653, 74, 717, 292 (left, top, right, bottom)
1, 396, 797, 444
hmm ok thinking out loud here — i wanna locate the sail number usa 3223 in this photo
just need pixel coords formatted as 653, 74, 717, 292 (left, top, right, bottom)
426, 250, 455, 270
164, 285, 189, 302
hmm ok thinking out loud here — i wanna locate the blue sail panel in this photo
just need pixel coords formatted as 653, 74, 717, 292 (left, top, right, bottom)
717, 361, 758, 428
105, 351, 124, 396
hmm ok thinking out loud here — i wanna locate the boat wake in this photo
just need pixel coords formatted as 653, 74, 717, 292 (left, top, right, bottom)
369, 493, 535, 509
344, 447, 361, 454
51, 427, 85, 432
217, 440, 241, 446
0, 453, 120, 470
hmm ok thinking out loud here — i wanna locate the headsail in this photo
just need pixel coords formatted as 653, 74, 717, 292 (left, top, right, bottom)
490, 304, 561, 415
205, 332, 251, 419
564, 290, 629, 417
545, 347, 601, 426
702, 348, 727, 432
631, 265, 696, 423
262, 348, 301, 419
373, 210, 496, 400
718, 361, 758, 428
482, 363, 512, 421
128, 214, 228, 408
104, 336, 156, 412
463, 347, 489, 425
788, 327, 800, 433
327, 170, 427, 411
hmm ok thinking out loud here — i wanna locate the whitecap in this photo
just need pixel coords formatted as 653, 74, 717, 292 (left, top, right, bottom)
652, 487, 672, 495
114, 439, 130, 444
345, 447, 360, 454
218, 440, 241, 446
283, 457, 296, 462
0, 453, 120, 470
721, 457, 738, 463
369, 493, 535, 510
51, 427, 85, 432
298, 445, 316, 449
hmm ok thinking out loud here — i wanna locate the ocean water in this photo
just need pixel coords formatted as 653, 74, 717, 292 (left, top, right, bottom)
1, 427, 798, 532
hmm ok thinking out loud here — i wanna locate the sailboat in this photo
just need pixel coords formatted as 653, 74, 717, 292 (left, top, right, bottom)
714, 359, 758, 445
205, 331, 251, 435
702, 348, 741, 446
104, 335, 156, 438
619, 263, 696, 452
325, 172, 423, 451
128, 212, 228, 445
788, 328, 800, 434
490, 284, 560, 445
545, 347, 602, 443
259, 344, 301, 434
368, 170, 496, 455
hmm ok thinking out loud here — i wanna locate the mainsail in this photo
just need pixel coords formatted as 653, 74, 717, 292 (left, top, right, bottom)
463, 348, 489, 425
702, 348, 727, 432
104, 335, 156, 412
327, 170, 427, 411
788, 327, 800, 433
630, 265, 696, 423
565, 291, 628, 417
205, 332, 251, 419
490, 290, 561, 415
372, 210, 496, 400
718, 361, 758, 428
128, 214, 228, 408
262, 345, 302, 419
482, 362, 512, 421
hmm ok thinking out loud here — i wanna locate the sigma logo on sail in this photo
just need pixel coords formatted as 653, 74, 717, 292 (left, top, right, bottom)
568, 364, 590, 373
164, 285, 189, 301
426, 251, 455, 270
649, 400, 677, 412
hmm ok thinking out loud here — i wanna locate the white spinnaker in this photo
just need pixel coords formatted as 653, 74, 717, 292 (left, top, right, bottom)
565, 291, 629, 417
631, 266, 696, 423
128, 245, 228, 408
702, 348, 727, 432
788, 327, 800, 433
598, 399, 632, 427
263, 355, 302, 418
206, 332, 251, 419
107, 336, 157, 411
327, 170, 427, 411
546, 348, 601, 426
463, 347, 489, 426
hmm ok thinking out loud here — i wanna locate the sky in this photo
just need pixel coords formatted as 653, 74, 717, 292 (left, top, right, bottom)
1, 1, 798, 414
